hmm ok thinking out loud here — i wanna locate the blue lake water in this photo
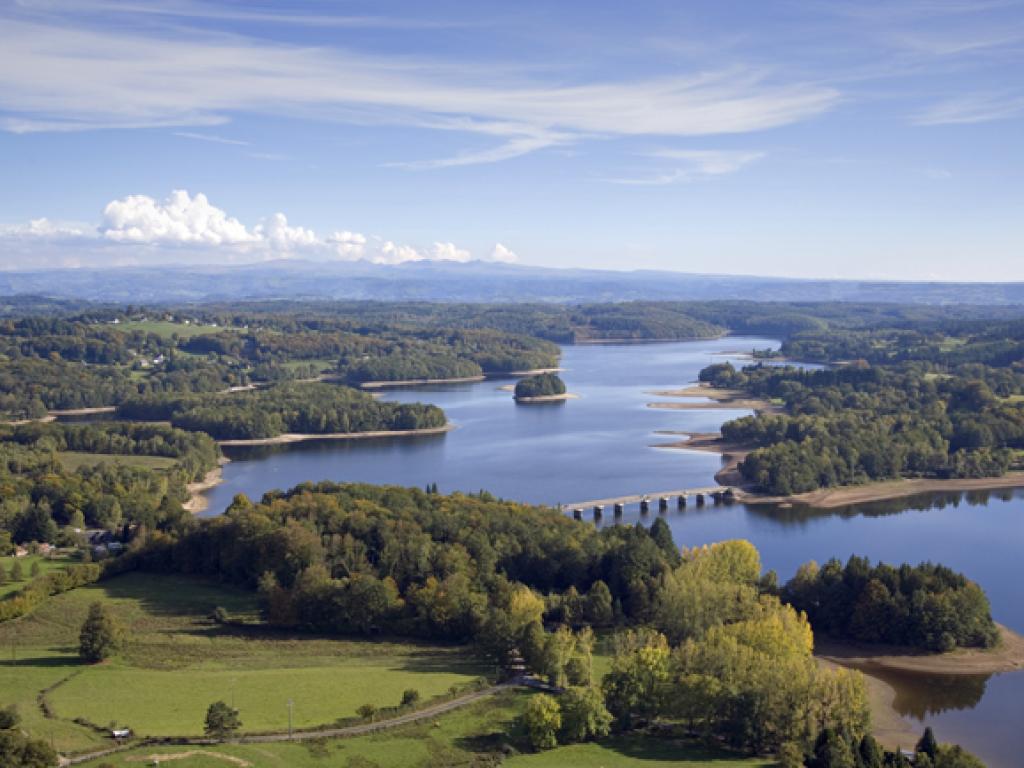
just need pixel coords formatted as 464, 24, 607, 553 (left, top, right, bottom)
200, 338, 1023, 767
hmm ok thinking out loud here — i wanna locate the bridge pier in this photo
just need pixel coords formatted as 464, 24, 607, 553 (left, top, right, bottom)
677, 494, 687, 509
613, 503, 624, 517
639, 498, 650, 514
593, 505, 604, 521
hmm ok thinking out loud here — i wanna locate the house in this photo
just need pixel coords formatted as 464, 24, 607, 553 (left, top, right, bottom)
14, 546, 28, 558
111, 727, 132, 740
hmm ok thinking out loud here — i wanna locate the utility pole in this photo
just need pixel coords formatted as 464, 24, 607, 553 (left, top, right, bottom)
287, 699, 293, 739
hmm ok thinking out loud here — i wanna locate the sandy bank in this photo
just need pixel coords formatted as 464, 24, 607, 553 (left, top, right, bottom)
652, 426, 1024, 509
816, 657, 921, 750
743, 472, 1024, 509
514, 393, 579, 403
358, 376, 485, 389
818, 624, 1024, 676
647, 382, 780, 413
817, 625, 1024, 751
217, 423, 455, 446
502, 367, 565, 376
183, 458, 230, 515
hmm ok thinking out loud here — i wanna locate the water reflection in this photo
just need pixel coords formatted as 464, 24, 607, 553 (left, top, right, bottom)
860, 666, 990, 718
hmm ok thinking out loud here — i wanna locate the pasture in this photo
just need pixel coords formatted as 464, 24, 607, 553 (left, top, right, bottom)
0, 572, 486, 754
57, 451, 179, 472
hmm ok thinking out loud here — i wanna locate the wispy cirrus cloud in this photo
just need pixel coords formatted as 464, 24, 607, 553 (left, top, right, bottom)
0, 16, 838, 167
174, 131, 250, 146
914, 93, 1024, 125
606, 149, 765, 185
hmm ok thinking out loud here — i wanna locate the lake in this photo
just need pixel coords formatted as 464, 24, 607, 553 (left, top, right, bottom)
200, 338, 1023, 767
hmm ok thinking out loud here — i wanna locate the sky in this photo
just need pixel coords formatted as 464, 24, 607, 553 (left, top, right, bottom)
0, 0, 1022, 280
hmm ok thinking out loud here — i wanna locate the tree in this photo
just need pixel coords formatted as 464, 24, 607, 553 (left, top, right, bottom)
356, 703, 378, 721
916, 727, 938, 760
29, 561, 40, 578
812, 728, 855, 768
601, 629, 669, 729
521, 694, 561, 750
584, 580, 614, 626
400, 689, 420, 707
78, 602, 124, 662
559, 686, 612, 743
204, 700, 242, 738
858, 734, 884, 768
649, 518, 681, 567
9, 561, 23, 582
0, 730, 58, 768
0, 706, 19, 730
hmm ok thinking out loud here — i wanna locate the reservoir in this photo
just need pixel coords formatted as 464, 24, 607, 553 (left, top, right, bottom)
200, 338, 1023, 767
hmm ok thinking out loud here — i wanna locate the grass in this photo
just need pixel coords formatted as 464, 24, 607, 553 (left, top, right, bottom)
0, 572, 486, 754
118, 320, 229, 339
72, 698, 777, 768
0, 553, 74, 598
57, 451, 178, 472
506, 736, 778, 767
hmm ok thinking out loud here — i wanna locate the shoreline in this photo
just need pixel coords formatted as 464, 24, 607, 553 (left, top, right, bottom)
358, 376, 485, 389
514, 393, 579, 403
654, 429, 1024, 508
817, 624, 1024, 676
647, 382, 780, 413
499, 367, 564, 376
217, 423, 455, 446
183, 457, 230, 515
817, 625, 1024, 752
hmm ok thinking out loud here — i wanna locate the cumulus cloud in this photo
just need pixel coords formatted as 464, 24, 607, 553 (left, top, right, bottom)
0, 217, 91, 238
102, 190, 258, 244
430, 241, 472, 262
254, 212, 317, 250
2, 189, 493, 268
328, 230, 367, 260
488, 243, 518, 263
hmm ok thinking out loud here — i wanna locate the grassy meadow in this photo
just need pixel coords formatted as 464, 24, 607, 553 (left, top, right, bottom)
0, 552, 75, 598
118, 320, 228, 339
0, 572, 486, 754
57, 451, 179, 472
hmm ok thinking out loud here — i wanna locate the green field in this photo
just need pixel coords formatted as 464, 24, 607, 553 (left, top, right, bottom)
0, 572, 486, 754
0, 553, 74, 598
118, 320, 229, 339
73, 694, 777, 768
507, 736, 778, 767
57, 451, 179, 472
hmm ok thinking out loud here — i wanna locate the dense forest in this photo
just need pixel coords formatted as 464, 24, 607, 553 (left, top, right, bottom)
702, 355, 1024, 494
90, 482, 872, 758
783, 557, 997, 651
514, 373, 567, 399
117, 382, 446, 440
0, 422, 218, 545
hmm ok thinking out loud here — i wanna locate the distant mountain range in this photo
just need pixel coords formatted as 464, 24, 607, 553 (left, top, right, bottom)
2, 260, 1023, 305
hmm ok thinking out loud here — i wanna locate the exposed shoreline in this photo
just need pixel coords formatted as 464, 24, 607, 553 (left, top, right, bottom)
183, 458, 230, 515
217, 423, 455, 446
817, 625, 1024, 752
647, 382, 781, 413
654, 427, 1024, 508
501, 367, 565, 376
514, 393, 579, 403
818, 624, 1024, 676
358, 376, 485, 389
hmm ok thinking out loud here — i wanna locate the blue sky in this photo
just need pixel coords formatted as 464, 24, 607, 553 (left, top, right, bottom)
0, 0, 1022, 279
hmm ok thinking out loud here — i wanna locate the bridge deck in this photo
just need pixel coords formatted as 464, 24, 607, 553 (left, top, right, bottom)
562, 487, 730, 511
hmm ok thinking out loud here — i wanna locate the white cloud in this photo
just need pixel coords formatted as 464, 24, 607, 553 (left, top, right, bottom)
0, 217, 91, 238
174, 131, 250, 146
2, 189, 503, 268
914, 93, 1024, 125
430, 242, 472, 262
488, 243, 518, 263
254, 212, 317, 251
102, 190, 258, 244
376, 241, 425, 265
608, 149, 765, 185
328, 230, 367, 260
0, 17, 839, 166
